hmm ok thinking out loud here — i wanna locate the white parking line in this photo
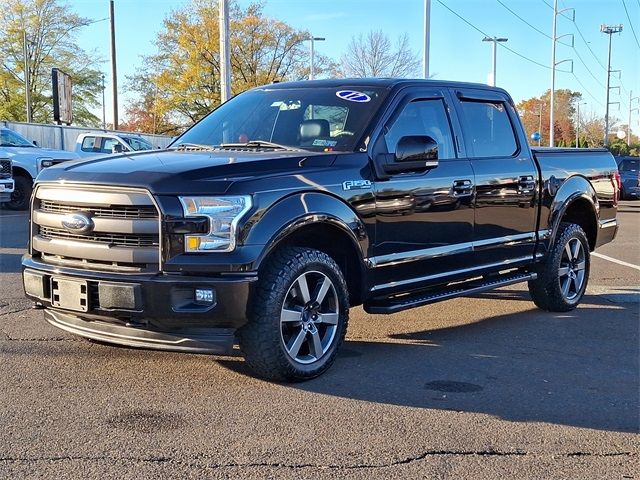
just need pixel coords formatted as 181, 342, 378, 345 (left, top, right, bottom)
592, 252, 640, 271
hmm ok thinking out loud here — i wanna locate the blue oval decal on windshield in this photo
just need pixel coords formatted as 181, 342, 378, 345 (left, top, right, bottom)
336, 90, 371, 103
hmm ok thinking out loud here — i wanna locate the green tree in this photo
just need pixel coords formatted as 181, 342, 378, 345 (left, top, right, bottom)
0, 0, 103, 125
517, 89, 582, 146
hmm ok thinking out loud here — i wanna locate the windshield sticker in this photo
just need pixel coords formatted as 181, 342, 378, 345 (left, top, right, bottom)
336, 90, 371, 103
312, 139, 338, 147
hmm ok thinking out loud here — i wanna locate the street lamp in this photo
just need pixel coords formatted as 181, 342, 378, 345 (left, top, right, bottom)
482, 36, 508, 87
575, 101, 586, 148
101, 74, 106, 130
308, 36, 325, 80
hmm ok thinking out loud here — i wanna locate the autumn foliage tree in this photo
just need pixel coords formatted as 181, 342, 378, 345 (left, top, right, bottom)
0, 0, 103, 125
517, 89, 582, 147
126, 0, 329, 131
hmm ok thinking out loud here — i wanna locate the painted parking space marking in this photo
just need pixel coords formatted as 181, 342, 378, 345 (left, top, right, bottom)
592, 252, 640, 271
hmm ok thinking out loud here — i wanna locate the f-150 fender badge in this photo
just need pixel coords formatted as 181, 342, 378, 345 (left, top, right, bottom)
342, 180, 372, 191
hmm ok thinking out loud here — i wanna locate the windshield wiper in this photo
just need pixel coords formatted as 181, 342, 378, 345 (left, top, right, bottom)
173, 143, 217, 151
219, 140, 302, 152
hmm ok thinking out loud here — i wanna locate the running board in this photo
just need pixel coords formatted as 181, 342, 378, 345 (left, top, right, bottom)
364, 272, 537, 314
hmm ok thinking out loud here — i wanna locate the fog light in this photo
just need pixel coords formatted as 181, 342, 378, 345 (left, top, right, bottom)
195, 288, 214, 303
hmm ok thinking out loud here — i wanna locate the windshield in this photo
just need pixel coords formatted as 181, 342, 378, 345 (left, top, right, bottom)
122, 136, 153, 151
173, 86, 388, 152
0, 129, 34, 147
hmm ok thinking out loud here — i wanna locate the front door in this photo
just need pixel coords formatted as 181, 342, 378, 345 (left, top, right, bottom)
371, 90, 475, 294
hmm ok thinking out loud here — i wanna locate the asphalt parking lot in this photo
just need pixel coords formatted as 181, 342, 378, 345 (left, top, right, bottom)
0, 203, 638, 479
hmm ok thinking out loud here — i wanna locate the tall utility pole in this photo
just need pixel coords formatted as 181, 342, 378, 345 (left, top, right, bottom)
575, 101, 586, 147
109, 0, 118, 130
549, 0, 574, 147
23, 31, 32, 123
628, 91, 639, 146
101, 74, 106, 130
601, 24, 623, 147
537, 103, 543, 146
482, 36, 508, 87
308, 36, 325, 80
423, 0, 431, 79
219, 0, 231, 103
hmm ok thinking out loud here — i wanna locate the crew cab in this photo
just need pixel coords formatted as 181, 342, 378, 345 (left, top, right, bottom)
0, 127, 78, 210
22, 79, 619, 381
75, 132, 155, 157
0, 156, 15, 204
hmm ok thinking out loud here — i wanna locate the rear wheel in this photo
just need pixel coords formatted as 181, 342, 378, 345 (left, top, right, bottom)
528, 222, 590, 312
6, 175, 33, 211
239, 247, 349, 381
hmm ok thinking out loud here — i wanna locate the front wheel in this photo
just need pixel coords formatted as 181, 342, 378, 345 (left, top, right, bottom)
6, 175, 33, 211
239, 247, 349, 381
528, 222, 590, 312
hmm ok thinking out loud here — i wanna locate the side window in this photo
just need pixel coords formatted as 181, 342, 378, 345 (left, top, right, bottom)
81, 136, 96, 152
459, 100, 518, 157
101, 138, 119, 153
384, 99, 456, 159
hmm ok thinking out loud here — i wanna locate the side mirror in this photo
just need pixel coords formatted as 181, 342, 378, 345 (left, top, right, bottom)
32, 140, 38, 147
111, 143, 124, 154
396, 135, 438, 164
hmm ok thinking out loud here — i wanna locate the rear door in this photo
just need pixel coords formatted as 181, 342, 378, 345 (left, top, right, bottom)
370, 88, 476, 293
453, 88, 538, 267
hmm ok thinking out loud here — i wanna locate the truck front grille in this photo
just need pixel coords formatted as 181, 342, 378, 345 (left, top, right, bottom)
0, 159, 11, 177
31, 185, 161, 271
38, 226, 159, 248
39, 200, 158, 219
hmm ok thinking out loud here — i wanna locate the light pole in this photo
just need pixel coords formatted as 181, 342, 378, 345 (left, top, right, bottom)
575, 101, 586, 147
601, 24, 623, 146
628, 91, 639, 146
101, 74, 106, 130
219, 0, 231, 102
109, 0, 119, 130
423, 0, 431, 78
23, 31, 33, 123
482, 36, 508, 86
309, 36, 325, 80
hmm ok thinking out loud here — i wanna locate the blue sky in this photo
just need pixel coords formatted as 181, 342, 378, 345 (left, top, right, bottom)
72, 0, 639, 133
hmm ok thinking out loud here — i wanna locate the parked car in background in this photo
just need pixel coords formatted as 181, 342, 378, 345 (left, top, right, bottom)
74, 132, 156, 157
0, 156, 15, 205
0, 127, 79, 210
616, 156, 640, 200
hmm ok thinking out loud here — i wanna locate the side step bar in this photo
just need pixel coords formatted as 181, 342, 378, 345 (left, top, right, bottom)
364, 271, 537, 314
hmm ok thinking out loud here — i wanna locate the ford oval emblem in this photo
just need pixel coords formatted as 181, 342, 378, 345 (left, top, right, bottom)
61, 212, 94, 234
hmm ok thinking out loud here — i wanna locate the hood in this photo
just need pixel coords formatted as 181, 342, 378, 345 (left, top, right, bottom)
35, 148, 337, 195
0, 146, 79, 160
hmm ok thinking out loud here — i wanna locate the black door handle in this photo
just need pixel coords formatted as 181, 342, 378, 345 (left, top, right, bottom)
452, 179, 473, 196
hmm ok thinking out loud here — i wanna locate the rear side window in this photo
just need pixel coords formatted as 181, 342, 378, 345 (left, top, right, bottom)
620, 159, 639, 172
460, 101, 518, 158
101, 138, 120, 153
81, 136, 96, 152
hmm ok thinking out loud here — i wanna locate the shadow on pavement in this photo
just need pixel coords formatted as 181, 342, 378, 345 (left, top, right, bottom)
219, 293, 639, 434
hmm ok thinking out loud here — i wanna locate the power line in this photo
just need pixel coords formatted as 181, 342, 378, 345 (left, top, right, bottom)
573, 45, 605, 89
622, 0, 640, 49
436, 0, 552, 70
495, 0, 551, 39
572, 73, 604, 106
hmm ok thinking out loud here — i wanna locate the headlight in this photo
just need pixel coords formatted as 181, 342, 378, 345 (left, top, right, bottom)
178, 196, 252, 252
37, 157, 54, 171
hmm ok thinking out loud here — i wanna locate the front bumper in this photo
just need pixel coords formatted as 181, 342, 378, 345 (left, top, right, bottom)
0, 178, 14, 202
22, 256, 257, 353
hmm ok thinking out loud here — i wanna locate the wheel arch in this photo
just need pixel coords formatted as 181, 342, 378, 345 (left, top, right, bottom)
547, 176, 599, 251
245, 192, 370, 306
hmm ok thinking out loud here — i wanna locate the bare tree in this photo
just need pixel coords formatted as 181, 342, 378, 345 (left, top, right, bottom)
335, 30, 421, 78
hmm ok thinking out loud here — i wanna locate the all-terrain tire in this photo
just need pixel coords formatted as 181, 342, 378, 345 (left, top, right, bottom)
528, 222, 590, 312
238, 247, 349, 382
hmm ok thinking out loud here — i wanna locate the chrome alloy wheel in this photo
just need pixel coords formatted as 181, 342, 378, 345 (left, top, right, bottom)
280, 270, 339, 365
559, 238, 586, 301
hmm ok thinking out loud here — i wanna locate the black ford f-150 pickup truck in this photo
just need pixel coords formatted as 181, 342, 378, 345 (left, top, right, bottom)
22, 79, 619, 381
